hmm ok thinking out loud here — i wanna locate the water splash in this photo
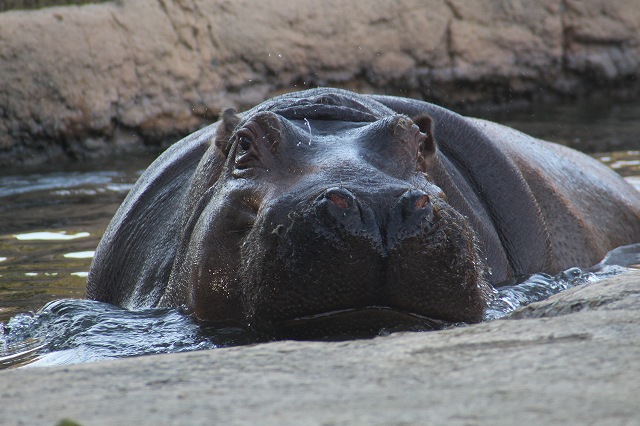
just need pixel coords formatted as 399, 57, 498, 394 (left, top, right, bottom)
484, 265, 626, 321
0, 299, 256, 368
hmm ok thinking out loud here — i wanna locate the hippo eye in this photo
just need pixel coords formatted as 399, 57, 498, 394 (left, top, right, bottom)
239, 136, 252, 151
235, 127, 256, 153
234, 130, 259, 173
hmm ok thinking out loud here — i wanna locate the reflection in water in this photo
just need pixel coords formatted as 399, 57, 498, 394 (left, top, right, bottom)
71, 272, 89, 278
627, 177, 640, 191
0, 156, 151, 324
0, 101, 639, 367
594, 150, 640, 191
14, 232, 90, 241
63, 251, 95, 259
470, 98, 640, 153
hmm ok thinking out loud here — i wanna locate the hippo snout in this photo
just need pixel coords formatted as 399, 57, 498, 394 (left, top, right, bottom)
314, 187, 437, 256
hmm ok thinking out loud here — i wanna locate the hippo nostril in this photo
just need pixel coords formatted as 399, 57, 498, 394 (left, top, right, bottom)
327, 193, 350, 209
325, 188, 355, 209
400, 189, 433, 221
414, 194, 430, 210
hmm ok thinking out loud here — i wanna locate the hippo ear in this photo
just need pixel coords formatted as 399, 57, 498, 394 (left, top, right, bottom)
412, 113, 436, 170
214, 108, 241, 157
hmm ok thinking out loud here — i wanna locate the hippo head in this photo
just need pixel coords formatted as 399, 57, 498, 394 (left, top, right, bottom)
164, 91, 490, 338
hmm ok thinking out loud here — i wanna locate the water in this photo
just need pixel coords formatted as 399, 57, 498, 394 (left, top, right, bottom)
1, 99, 640, 368
0, 156, 152, 323
0, 300, 255, 368
468, 97, 640, 153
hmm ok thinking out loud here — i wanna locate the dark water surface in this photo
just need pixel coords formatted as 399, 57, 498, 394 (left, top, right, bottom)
1, 99, 639, 367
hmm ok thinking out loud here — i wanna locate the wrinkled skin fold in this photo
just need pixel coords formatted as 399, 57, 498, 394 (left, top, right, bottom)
87, 88, 640, 338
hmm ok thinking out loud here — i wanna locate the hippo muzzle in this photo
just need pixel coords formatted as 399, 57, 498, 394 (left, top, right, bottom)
162, 105, 489, 337
242, 184, 484, 337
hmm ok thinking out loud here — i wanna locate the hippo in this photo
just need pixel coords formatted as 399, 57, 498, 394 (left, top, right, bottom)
86, 88, 640, 338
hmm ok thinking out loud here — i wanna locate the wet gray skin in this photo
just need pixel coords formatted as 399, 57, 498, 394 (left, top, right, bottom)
87, 89, 640, 339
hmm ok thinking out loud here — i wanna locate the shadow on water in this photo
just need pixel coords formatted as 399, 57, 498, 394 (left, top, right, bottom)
1, 99, 640, 368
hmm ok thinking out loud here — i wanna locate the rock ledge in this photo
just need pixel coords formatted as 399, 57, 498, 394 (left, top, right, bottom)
1, 269, 639, 425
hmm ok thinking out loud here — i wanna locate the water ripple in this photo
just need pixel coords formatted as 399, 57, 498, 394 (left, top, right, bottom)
2, 300, 221, 367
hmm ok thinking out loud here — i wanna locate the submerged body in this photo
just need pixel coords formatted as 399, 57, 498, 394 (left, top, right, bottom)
87, 89, 640, 336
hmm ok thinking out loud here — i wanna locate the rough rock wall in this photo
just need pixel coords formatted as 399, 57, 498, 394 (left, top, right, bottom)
0, 0, 638, 166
